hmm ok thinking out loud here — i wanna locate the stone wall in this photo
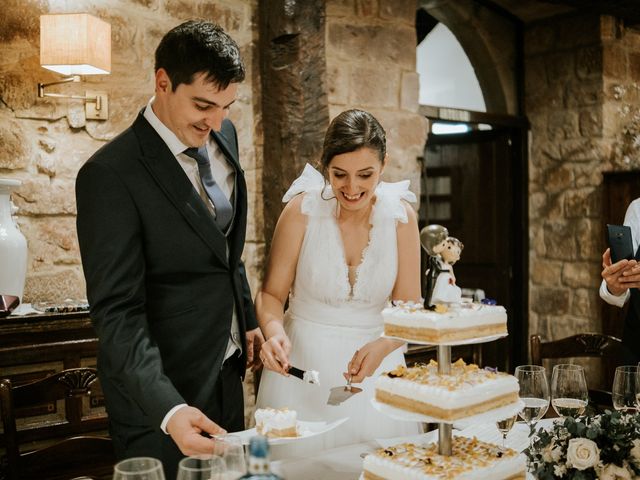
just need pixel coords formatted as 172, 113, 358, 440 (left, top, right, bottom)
526, 14, 640, 343
0, 0, 262, 302
326, 0, 428, 191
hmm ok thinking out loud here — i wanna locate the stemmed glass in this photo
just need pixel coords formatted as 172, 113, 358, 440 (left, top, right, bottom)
551, 364, 588, 418
176, 455, 226, 480
514, 365, 550, 425
113, 457, 165, 480
612, 365, 640, 412
495, 414, 517, 451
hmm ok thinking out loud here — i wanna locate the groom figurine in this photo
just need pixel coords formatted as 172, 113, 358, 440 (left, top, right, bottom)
76, 20, 263, 479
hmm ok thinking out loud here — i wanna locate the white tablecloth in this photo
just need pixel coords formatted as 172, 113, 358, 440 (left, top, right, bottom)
270, 420, 556, 479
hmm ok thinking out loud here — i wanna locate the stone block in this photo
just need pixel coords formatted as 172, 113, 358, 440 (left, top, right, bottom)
0, 118, 29, 170
547, 110, 579, 141
543, 221, 577, 261
531, 287, 570, 315
379, 0, 415, 24
572, 287, 599, 318
349, 65, 399, 108
19, 216, 81, 269
546, 52, 575, 82
559, 139, 602, 163
327, 61, 350, 106
22, 268, 86, 303
564, 80, 602, 108
164, 1, 244, 36
563, 187, 600, 218
576, 45, 603, 80
562, 261, 599, 289
241, 241, 265, 298
531, 258, 563, 286
549, 315, 592, 342
575, 218, 602, 260
542, 165, 574, 193
327, 23, 415, 67
630, 52, 640, 82
524, 23, 556, 56
400, 71, 419, 113
578, 108, 602, 137
12, 177, 77, 215
555, 14, 600, 49
524, 56, 548, 93
602, 44, 627, 79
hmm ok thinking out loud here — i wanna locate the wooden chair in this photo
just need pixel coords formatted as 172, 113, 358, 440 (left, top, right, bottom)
0, 367, 115, 480
530, 333, 625, 412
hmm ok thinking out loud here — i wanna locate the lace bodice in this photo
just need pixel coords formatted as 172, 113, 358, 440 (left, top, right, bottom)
282, 164, 416, 314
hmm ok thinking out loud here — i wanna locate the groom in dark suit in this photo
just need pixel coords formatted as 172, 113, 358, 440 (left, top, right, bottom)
76, 20, 263, 479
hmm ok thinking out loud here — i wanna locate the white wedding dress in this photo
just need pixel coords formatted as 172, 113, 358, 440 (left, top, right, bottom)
256, 164, 423, 458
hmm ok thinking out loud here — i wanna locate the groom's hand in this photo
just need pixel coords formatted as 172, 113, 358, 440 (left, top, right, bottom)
246, 327, 265, 372
166, 406, 226, 456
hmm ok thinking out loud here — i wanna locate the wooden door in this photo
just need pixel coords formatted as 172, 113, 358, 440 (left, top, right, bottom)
420, 124, 527, 371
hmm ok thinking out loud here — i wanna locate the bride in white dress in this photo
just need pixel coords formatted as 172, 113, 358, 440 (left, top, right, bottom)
255, 109, 423, 456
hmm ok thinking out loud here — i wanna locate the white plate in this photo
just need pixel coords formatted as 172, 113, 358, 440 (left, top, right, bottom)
230, 417, 349, 445
382, 332, 507, 346
371, 398, 525, 426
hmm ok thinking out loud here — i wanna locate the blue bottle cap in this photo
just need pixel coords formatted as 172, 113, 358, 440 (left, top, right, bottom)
249, 435, 270, 458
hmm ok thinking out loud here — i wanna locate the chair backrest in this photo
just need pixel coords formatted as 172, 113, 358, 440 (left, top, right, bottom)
529, 333, 625, 412
0, 367, 115, 480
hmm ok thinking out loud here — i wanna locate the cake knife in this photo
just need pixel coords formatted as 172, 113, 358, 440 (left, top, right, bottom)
287, 366, 320, 385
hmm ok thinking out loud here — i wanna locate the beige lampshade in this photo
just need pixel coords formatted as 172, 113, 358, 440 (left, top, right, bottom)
40, 13, 111, 76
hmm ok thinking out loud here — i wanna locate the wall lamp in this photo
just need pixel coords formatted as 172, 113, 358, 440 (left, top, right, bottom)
38, 13, 111, 120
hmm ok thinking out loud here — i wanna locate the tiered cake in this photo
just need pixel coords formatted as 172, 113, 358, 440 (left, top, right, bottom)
363, 226, 525, 479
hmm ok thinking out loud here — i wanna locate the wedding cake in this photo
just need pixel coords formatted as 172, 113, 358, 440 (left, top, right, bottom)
374, 359, 519, 421
362, 437, 525, 480
254, 407, 298, 438
382, 301, 507, 344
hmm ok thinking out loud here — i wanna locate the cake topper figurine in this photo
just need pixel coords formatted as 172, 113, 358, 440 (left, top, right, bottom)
420, 225, 464, 309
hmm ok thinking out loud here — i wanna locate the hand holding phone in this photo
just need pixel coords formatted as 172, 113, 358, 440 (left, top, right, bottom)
607, 224, 634, 263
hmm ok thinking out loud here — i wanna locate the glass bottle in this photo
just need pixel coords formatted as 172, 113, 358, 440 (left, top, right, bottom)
238, 436, 283, 479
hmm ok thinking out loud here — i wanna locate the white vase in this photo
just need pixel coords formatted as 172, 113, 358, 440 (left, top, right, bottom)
0, 179, 28, 306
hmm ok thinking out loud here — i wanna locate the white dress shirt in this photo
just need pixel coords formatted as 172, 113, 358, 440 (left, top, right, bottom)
599, 198, 640, 307
143, 100, 242, 433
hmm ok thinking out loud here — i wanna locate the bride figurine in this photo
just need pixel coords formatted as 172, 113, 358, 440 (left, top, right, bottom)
255, 109, 423, 457
430, 236, 464, 305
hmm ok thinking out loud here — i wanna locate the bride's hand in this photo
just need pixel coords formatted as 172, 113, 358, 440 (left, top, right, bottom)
260, 333, 292, 376
344, 338, 404, 383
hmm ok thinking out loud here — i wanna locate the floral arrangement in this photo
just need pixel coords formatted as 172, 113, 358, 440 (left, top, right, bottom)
525, 411, 640, 479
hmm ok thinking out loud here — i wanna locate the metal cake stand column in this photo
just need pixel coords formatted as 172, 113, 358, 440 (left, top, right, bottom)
437, 344, 452, 455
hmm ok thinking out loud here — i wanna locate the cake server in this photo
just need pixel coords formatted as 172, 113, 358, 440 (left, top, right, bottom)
327, 376, 362, 406
288, 366, 320, 385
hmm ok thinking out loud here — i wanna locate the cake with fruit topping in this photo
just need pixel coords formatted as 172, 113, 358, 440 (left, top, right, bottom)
254, 407, 298, 438
362, 436, 525, 480
382, 301, 507, 344
374, 359, 519, 421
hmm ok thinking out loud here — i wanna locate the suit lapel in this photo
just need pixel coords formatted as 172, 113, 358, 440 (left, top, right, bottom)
132, 114, 229, 267
211, 125, 247, 267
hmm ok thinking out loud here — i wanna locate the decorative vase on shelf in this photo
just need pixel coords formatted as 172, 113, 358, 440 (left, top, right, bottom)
0, 179, 27, 315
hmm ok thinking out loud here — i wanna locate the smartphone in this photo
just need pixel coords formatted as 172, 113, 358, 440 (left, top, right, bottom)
607, 224, 634, 263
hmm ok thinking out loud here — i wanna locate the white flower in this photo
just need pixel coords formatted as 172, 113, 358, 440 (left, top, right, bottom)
566, 438, 600, 471
598, 463, 632, 480
553, 464, 567, 477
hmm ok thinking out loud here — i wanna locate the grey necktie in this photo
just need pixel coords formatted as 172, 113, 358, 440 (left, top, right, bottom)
184, 146, 233, 231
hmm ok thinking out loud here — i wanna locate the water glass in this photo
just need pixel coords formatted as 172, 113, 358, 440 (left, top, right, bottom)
176, 455, 226, 480
113, 457, 165, 480
551, 364, 588, 418
514, 365, 550, 424
495, 414, 517, 451
213, 435, 247, 479
612, 365, 640, 412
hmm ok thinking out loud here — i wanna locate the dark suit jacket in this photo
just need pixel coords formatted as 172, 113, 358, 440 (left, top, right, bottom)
76, 112, 257, 433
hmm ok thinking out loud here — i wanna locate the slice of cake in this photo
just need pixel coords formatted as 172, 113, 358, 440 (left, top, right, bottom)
383, 302, 507, 344
362, 437, 526, 480
375, 359, 519, 421
254, 407, 298, 438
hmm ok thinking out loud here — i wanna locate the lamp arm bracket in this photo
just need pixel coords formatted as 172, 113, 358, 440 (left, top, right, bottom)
37, 75, 81, 98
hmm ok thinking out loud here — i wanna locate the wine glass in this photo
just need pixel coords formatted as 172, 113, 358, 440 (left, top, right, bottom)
176, 455, 225, 480
495, 414, 517, 451
514, 365, 550, 425
113, 457, 165, 480
551, 364, 588, 418
613, 365, 640, 412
